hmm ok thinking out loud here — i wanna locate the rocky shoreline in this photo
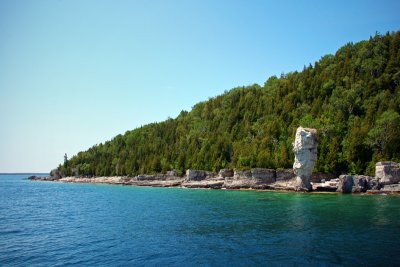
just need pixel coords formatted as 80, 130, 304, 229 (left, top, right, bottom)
28, 163, 400, 194
29, 127, 400, 194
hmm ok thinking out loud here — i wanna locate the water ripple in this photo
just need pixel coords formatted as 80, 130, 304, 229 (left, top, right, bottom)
0, 175, 399, 266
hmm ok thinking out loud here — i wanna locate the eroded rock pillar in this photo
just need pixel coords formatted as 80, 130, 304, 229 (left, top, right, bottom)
293, 127, 318, 191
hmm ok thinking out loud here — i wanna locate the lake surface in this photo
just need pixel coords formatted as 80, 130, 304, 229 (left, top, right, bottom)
0, 174, 399, 266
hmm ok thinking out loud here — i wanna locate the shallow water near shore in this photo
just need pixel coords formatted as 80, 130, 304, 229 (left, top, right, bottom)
1, 174, 399, 266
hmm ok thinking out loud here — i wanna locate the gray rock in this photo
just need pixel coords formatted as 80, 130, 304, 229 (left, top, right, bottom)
337, 175, 372, 193
380, 184, 400, 193
166, 170, 178, 177
312, 180, 339, 192
182, 180, 224, 189
50, 169, 62, 179
205, 171, 217, 178
351, 176, 371, 193
367, 178, 382, 190
224, 169, 276, 189
219, 169, 234, 178
251, 168, 276, 184
337, 175, 354, 193
186, 169, 207, 181
375, 162, 400, 185
233, 170, 252, 180
276, 169, 295, 182
293, 127, 318, 191
136, 175, 165, 181
311, 173, 335, 183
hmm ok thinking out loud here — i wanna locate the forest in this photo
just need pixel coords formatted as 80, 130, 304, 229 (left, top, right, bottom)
57, 32, 400, 177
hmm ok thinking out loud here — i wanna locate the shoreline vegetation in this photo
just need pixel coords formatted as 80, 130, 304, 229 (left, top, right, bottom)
54, 32, 400, 181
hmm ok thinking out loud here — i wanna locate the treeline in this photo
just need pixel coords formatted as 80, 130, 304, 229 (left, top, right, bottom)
59, 32, 400, 177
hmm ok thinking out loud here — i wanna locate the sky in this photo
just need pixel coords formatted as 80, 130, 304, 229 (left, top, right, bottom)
0, 0, 399, 173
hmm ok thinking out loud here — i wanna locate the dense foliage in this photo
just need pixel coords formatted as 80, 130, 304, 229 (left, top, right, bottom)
59, 32, 400, 177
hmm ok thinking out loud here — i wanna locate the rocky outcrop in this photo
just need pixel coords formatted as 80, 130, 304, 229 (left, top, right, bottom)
50, 169, 62, 179
218, 169, 234, 178
186, 170, 207, 181
32, 160, 400, 194
337, 175, 373, 193
233, 170, 252, 179
367, 178, 381, 190
375, 162, 400, 185
312, 178, 339, 192
276, 169, 295, 182
166, 170, 178, 177
136, 175, 166, 181
311, 173, 335, 183
223, 169, 276, 189
251, 168, 276, 184
293, 127, 318, 191
380, 184, 400, 192
28, 175, 58, 181
182, 180, 224, 189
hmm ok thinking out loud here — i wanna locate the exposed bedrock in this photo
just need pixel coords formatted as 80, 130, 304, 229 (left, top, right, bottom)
375, 162, 400, 185
292, 127, 318, 191
218, 169, 234, 178
337, 175, 374, 193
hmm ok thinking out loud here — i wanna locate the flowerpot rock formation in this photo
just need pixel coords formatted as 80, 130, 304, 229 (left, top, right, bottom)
293, 127, 318, 191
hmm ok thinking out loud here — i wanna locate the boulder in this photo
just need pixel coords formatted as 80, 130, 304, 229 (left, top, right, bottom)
375, 162, 400, 185
337, 175, 354, 193
337, 175, 372, 193
351, 176, 371, 193
186, 169, 207, 181
293, 127, 318, 191
367, 178, 382, 190
219, 169, 234, 178
251, 168, 276, 184
276, 169, 295, 182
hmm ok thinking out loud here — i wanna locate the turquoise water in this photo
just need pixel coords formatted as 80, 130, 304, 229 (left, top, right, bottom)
0, 174, 399, 266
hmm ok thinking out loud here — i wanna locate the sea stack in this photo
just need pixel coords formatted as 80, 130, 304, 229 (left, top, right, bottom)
293, 127, 318, 191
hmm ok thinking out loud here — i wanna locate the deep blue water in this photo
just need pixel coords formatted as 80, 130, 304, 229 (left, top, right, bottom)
0, 174, 399, 266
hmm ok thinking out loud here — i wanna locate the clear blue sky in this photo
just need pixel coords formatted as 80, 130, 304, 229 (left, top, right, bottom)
0, 0, 399, 172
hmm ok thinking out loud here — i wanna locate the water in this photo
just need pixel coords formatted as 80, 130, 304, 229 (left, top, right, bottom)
0, 174, 399, 266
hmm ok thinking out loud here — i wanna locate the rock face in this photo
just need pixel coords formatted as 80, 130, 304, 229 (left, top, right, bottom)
166, 170, 178, 177
233, 170, 252, 180
186, 169, 209, 181
276, 169, 295, 182
251, 168, 276, 184
375, 162, 400, 185
337, 175, 372, 193
380, 184, 400, 192
50, 169, 62, 179
223, 169, 276, 189
219, 169, 234, 178
292, 127, 318, 191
